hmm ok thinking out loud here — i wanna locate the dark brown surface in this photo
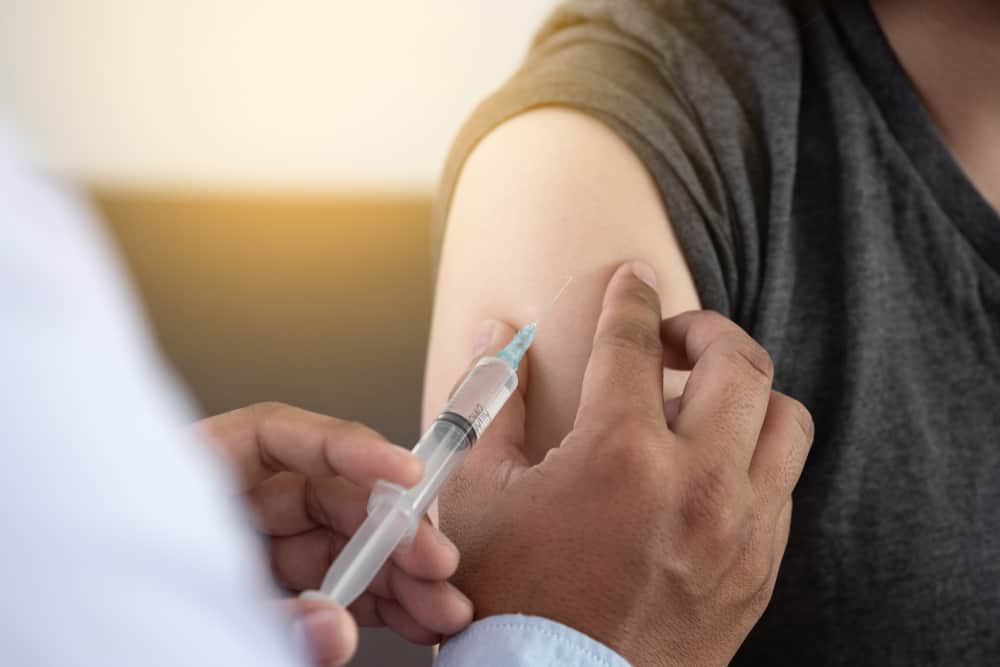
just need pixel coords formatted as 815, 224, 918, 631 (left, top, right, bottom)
97, 190, 436, 666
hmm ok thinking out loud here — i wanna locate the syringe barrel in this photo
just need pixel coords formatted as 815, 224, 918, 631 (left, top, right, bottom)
313, 356, 518, 607
318, 502, 410, 606
370, 356, 519, 531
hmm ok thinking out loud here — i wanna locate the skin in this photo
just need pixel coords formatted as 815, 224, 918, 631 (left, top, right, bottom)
440, 264, 814, 665
425, 1, 998, 659
188, 403, 474, 667
425, 3, 1000, 457
176, 5, 997, 664
424, 108, 700, 461
423, 107, 774, 663
871, 0, 1000, 210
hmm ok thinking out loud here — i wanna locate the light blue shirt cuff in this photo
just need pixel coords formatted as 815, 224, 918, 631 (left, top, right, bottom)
436, 614, 632, 667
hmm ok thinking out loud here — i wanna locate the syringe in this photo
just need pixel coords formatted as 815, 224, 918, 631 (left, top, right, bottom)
303, 278, 571, 608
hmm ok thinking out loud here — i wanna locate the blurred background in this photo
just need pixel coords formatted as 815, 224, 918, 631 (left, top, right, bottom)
0, 1, 558, 664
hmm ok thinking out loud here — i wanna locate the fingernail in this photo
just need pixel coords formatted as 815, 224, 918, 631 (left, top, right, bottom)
472, 319, 500, 357
629, 260, 657, 289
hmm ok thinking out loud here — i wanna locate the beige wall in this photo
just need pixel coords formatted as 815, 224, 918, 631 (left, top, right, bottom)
98, 192, 437, 667
0, 1, 556, 190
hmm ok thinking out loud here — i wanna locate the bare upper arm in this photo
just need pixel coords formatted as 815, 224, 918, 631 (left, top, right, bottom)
423, 107, 700, 462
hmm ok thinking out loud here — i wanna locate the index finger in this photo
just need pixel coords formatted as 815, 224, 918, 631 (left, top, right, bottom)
574, 261, 665, 429
190, 402, 423, 490
660, 311, 774, 467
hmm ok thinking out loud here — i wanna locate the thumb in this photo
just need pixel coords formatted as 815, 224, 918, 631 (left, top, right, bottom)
452, 318, 531, 489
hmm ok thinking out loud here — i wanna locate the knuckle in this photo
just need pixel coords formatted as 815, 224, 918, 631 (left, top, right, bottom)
613, 436, 659, 476
785, 396, 815, 444
691, 309, 732, 333
681, 460, 748, 543
249, 400, 285, 418
670, 557, 710, 600
604, 438, 656, 479
727, 337, 774, 385
588, 424, 664, 491
688, 310, 738, 348
335, 417, 380, 442
301, 476, 326, 526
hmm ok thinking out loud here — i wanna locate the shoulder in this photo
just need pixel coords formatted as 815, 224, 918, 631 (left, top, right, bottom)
519, 0, 810, 174
533, 0, 806, 75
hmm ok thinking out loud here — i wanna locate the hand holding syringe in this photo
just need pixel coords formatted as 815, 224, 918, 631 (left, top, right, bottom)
302, 278, 572, 607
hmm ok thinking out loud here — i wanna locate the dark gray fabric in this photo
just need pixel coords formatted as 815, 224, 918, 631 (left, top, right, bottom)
434, 0, 1000, 663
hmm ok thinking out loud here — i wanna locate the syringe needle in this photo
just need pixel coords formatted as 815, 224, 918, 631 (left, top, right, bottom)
498, 276, 575, 369
536, 276, 574, 327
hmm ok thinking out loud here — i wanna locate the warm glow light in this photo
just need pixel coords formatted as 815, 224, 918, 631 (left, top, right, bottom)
0, 1, 557, 190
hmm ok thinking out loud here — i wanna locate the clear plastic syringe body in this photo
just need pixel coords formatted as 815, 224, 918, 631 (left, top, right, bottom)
313, 349, 523, 607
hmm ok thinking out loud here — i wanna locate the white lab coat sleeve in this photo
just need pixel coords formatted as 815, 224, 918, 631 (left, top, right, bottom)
0, 129, 307, 667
